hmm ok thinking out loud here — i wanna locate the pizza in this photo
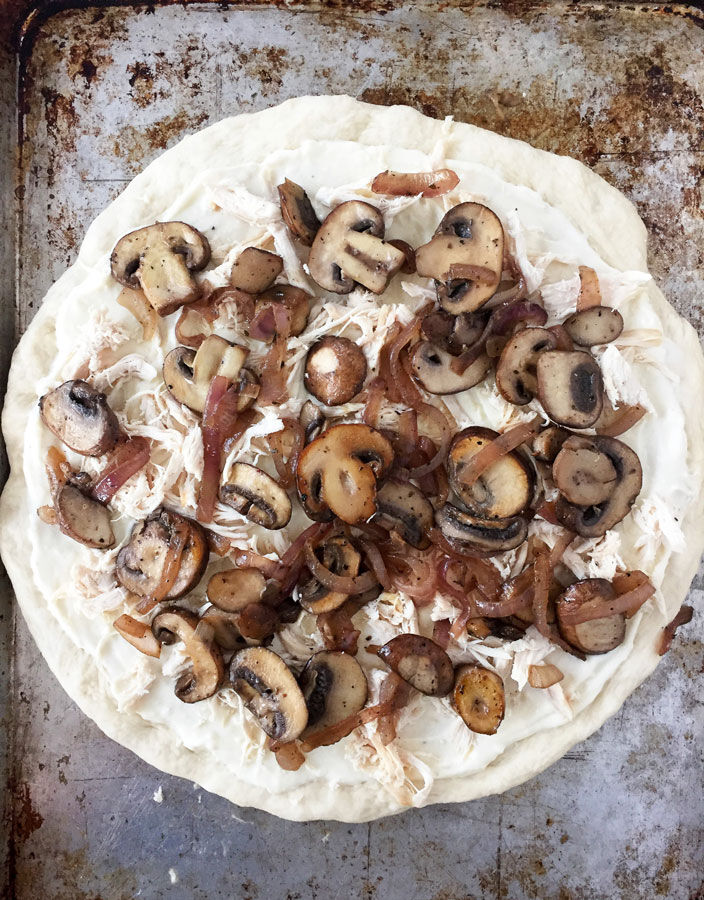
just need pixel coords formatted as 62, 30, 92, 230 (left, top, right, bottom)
1, 96, 701, 823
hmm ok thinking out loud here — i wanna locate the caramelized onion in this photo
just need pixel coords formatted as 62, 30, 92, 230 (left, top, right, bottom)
548, 530, 576, 568
117, 287, 157, 341
531, 551, 551, 638
304, 542, 378, 595
658, 604, 694, 656
576, 266, 602, 310
91, 436, 150, 503
249, 304, 278, 342
536, 500, 559, 525
597, 404, 647, 437
528, 663, 564, 689
267, 418, 304, 489
280, 522, 333, 568
457, 417, 542, 487
559, 574, 655, 625
363, 377, 386, 428
258, 336, 288, 406
271, 740, 306, 771
45, 445, 71, 494
135, 519, 189, 613
197, 375, 242, 523
376, 672, 413, 745
301, 702, 387, 752
450, 301, 548, 375
175, 303, 215, 348
407, 403, 453, 478
317, 607, 360, 655
371, 168, 459, 197
432, 618, 452, 649
547, 324, 574, 351
448, 263, 500, 285
360, 540, 391, 591
205, 529, 231, 557
234, 549, 288, 581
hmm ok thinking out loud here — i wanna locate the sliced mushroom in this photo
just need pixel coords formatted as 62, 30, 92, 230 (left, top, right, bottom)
377, 634, 454, 696
298, 536, 361, 614
230, 646, 308, 741
236, 603, 280, 641
307, 201, 405, 294
254, 284, 312, 340
435, 503, 528, 554
163, 335, 250, 414
556, 579, 625, 654
496, 327, 559, 405
220, 463, 291, 530
555, 435, 642, 537
536, 350, 603, 428
152, 608, 224, 702
113, 613, 162, 658
110, 221, 210, 316
453, 664, 505, 734
296, 423, 394, 524
300, 400, 325, 444
277, 179, 321, 246
116, 508, 208, 599
374, 479, 434, 549
553, 435, 618, 506
531, 425, 572, 464
230, 247, 283, 293
304, 336, 368, 406
199, 608, 248, 652
448, 427, 534, 519
409, 341, 492, 395
206, 567, 267, 613
39, 380, 121, 456
564, 306, 624, 347
300, 650, 368, 729
421, 309, 488, 354
55, 483, 115, 549
415, 203, 504, 314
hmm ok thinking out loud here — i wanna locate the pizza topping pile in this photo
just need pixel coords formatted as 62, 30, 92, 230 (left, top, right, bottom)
37, 174, 679, 762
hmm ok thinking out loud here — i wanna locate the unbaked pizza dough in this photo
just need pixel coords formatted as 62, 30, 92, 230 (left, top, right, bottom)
2, 96, 703, 822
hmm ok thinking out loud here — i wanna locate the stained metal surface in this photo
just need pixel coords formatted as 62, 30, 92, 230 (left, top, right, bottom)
2, 2, 703, 898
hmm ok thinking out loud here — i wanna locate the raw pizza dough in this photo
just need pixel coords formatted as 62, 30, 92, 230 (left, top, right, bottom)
2, 96, 703, 822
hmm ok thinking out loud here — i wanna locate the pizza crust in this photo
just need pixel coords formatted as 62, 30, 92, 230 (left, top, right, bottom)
2, 96, 703, 822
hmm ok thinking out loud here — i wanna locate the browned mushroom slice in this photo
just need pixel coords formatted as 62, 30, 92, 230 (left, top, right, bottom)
564, 306, 624, 347
40, 380, 121, 456
496, 327, 559, 405
277, 179, 321, 246
415, 203, 504, 314
435, 503, 528, 555
536, 350, 603, 428
307, 201, 405, 294
116, 508, 208, 599
556, 579, 625, 654
296, 424, 394, 524
230, 247, 284, 293
555, 435, 642, 537
531, 425, 572, 464
409, 341, 492, 395
55, 483, 115, 549
254, 284, 312, 340
298, 536, 361, 614
304, 336, 368, 406
220, 463, 291, 530
114, 613, 162, 657
199, 608, 248, 652
300, 650, 368, 729
300, 400, 326, 444
421, 309, 488, 354
553, 435, 618, 506
447, 427, 534, 519
206, 567, 267, 613
236, 603, 280, 641
152, 607, 224, 702
375, 479, 434, 549
110, 221, 211, 315
230, 646, 308, 741
453, 664, 505, 734
377, 634, 454, 696
163, 335, 250, 414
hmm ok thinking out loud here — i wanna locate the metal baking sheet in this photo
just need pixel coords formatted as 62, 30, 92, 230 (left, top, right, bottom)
1, 1, 703, 897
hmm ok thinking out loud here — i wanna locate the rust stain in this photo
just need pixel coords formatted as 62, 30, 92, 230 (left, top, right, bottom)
112, 109, 210, 167
13, 782, 44, 843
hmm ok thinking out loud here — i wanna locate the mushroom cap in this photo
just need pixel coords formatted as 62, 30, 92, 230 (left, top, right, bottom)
435, 503, 528, 555
55, 483, 115, 549
299, 400, 326, 444
556, 579, 626, 654
304, 336, 368, 406
152, 607, 224, 702
536, 349, 603, 428
39, 380, 121, 456
163, 336, 250, 414
447, 427, 535, 519
555, 435, 642, 537
453, 664, 505, 734
374, 479, 434, 549
116, 508, 208, 599
230, 247, 283, 293
199, 608, 248, 652
113, 613, 162, 658
110, 221, 210, 316
307, 200, 405, 294
295, 423, 394, 524
378, 634, 454, 696
531, 425, 572, 464
277, 179, 321, 246
564, 306, 624, 347
254, 284, 312, 341
300, 650, 368, 729
552, 435, 618, 506
495, 327, 559, 405
206, 567, 267, 613
298, 536, 362, 614
219, 463, 292, 530
230, 647, 308, 741
415, 202, 504, 314
409, 341, 492, 395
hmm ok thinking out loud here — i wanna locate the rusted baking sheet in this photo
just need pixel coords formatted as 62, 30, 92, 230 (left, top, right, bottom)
2, 2, 703, 899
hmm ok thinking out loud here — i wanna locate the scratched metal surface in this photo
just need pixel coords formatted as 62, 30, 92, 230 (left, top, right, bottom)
2, 1, 703, 898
